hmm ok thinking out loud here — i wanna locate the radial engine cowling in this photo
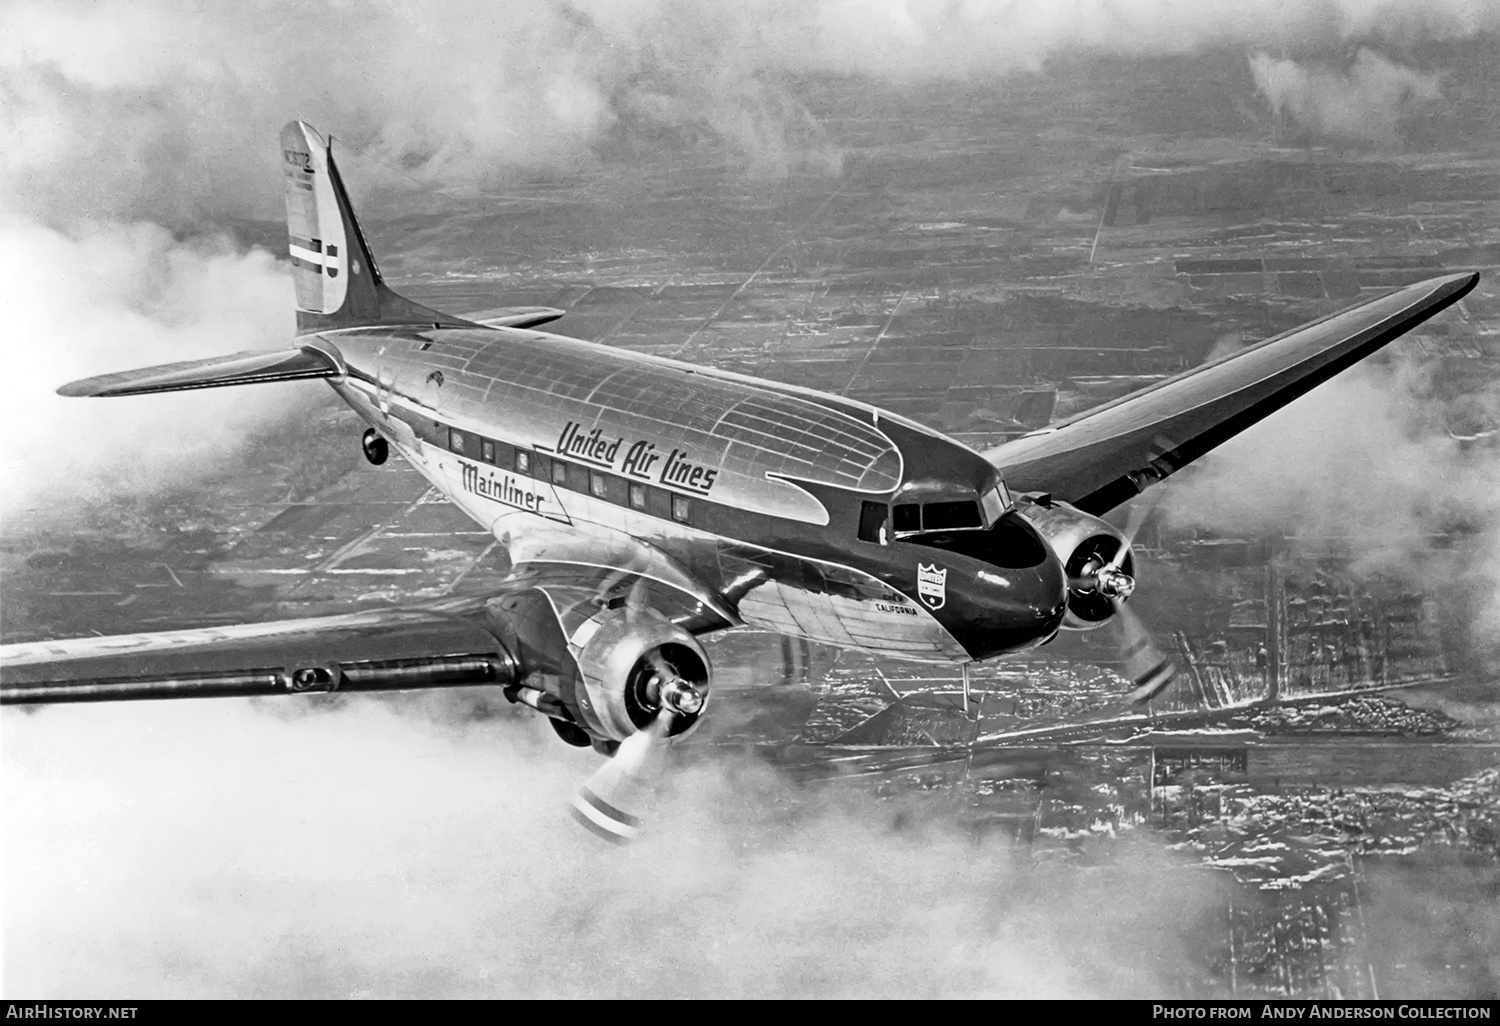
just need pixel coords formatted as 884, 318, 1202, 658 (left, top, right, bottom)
1015, 496, 1134, 631
570, 607, 711, 742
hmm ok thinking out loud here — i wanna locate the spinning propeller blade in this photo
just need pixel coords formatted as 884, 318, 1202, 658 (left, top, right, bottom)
570, 711, 672, 844
1113, 597, 1176, 704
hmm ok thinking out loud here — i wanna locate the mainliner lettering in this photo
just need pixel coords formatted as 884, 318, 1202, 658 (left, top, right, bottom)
659, 448, 718, 494
459, 460, 546, 512
556, 421, 622, 467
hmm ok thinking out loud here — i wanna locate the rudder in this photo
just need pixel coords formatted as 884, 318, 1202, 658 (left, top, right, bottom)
280, 121, 468, 335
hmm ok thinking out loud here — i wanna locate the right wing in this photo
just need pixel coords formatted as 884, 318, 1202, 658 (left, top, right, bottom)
984, 272, 1478, 515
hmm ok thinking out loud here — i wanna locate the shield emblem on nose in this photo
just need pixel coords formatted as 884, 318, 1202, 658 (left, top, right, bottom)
917, 563, 947, 610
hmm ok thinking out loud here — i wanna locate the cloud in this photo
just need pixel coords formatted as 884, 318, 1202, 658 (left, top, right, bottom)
1249, 48, 1446, 144
1161, 351, 1500, 659
4, 1, 1499, 226
2, 698, 1219, 998
0, 215, 311, 522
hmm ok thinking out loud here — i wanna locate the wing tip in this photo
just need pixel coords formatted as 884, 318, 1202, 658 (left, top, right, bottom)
1442, 270, 1481, 300
56, 375, 129, 397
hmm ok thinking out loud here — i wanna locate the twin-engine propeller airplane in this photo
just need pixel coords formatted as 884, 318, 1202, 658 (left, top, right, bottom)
0, 122, 1478, 842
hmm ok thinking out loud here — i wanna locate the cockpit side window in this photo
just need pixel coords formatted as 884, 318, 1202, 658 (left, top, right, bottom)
980, 483, 1009, 526
857, 501, 888, 543
892, 503, 921, 533
922, 500, 982, 531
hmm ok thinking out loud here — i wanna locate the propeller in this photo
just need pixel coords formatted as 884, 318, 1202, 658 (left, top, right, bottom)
1067, 496, 1178, 705
1112, 597, 1177, 705
570, 710, 670, 844
568, 573, 706, 844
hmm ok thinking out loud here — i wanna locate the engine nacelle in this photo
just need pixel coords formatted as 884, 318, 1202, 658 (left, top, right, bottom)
570, 607, 712, 742
1014, 495, 1135, 631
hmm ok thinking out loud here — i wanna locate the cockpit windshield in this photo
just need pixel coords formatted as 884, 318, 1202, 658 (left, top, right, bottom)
888, 482, 1010, 536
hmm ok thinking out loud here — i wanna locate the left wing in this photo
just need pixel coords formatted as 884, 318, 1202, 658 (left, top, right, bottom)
985, 272, 1477, 515
0, 559, 730, 707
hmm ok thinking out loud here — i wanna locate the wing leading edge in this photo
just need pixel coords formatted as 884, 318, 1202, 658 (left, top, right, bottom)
985, 272, 1478, 515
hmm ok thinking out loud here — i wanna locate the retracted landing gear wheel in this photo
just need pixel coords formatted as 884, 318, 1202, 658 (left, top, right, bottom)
549, 717, 593, 748
361, 428, 388, 465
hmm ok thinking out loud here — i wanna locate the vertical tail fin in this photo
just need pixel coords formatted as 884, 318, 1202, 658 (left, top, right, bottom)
280, 121, 468, 335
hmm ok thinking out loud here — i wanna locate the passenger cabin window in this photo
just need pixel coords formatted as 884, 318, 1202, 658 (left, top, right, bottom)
481, 439, 496, 464
552, 461, 569, 486
629, 483, 647, 510
590, 471, 608, 499
923, 500, 982, 531
858, 501, 888, 543
892, 504, 920, 533
449, 428, 466, 454
671, 495, 691, 523
515, 451, 531, 475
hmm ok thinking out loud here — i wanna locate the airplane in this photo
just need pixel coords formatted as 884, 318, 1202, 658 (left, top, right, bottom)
0, 121, 1478, 842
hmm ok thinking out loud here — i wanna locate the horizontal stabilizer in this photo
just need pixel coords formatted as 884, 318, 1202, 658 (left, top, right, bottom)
471, 306, 567, 330
57, 347, 340, 398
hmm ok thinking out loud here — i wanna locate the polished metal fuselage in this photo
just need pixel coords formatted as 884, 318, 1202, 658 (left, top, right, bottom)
308, 322, 1066, 663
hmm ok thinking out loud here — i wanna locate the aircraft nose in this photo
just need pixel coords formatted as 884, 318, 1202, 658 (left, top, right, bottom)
956, 517, 1068, 659
992, 551, 1068, 641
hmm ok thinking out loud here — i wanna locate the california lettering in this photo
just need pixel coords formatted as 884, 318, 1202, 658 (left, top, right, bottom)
460, 461, 546, 512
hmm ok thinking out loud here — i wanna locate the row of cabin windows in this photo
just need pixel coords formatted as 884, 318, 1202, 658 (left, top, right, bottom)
856, 499, 983, 543
448, 427, 691, 523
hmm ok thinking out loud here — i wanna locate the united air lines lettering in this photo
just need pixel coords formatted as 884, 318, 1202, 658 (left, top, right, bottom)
557, 421, 622, 467
557, 422, 720, 496
460, 461, 546, 512
620, 439, 661, 478
658, 448, 717, 494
